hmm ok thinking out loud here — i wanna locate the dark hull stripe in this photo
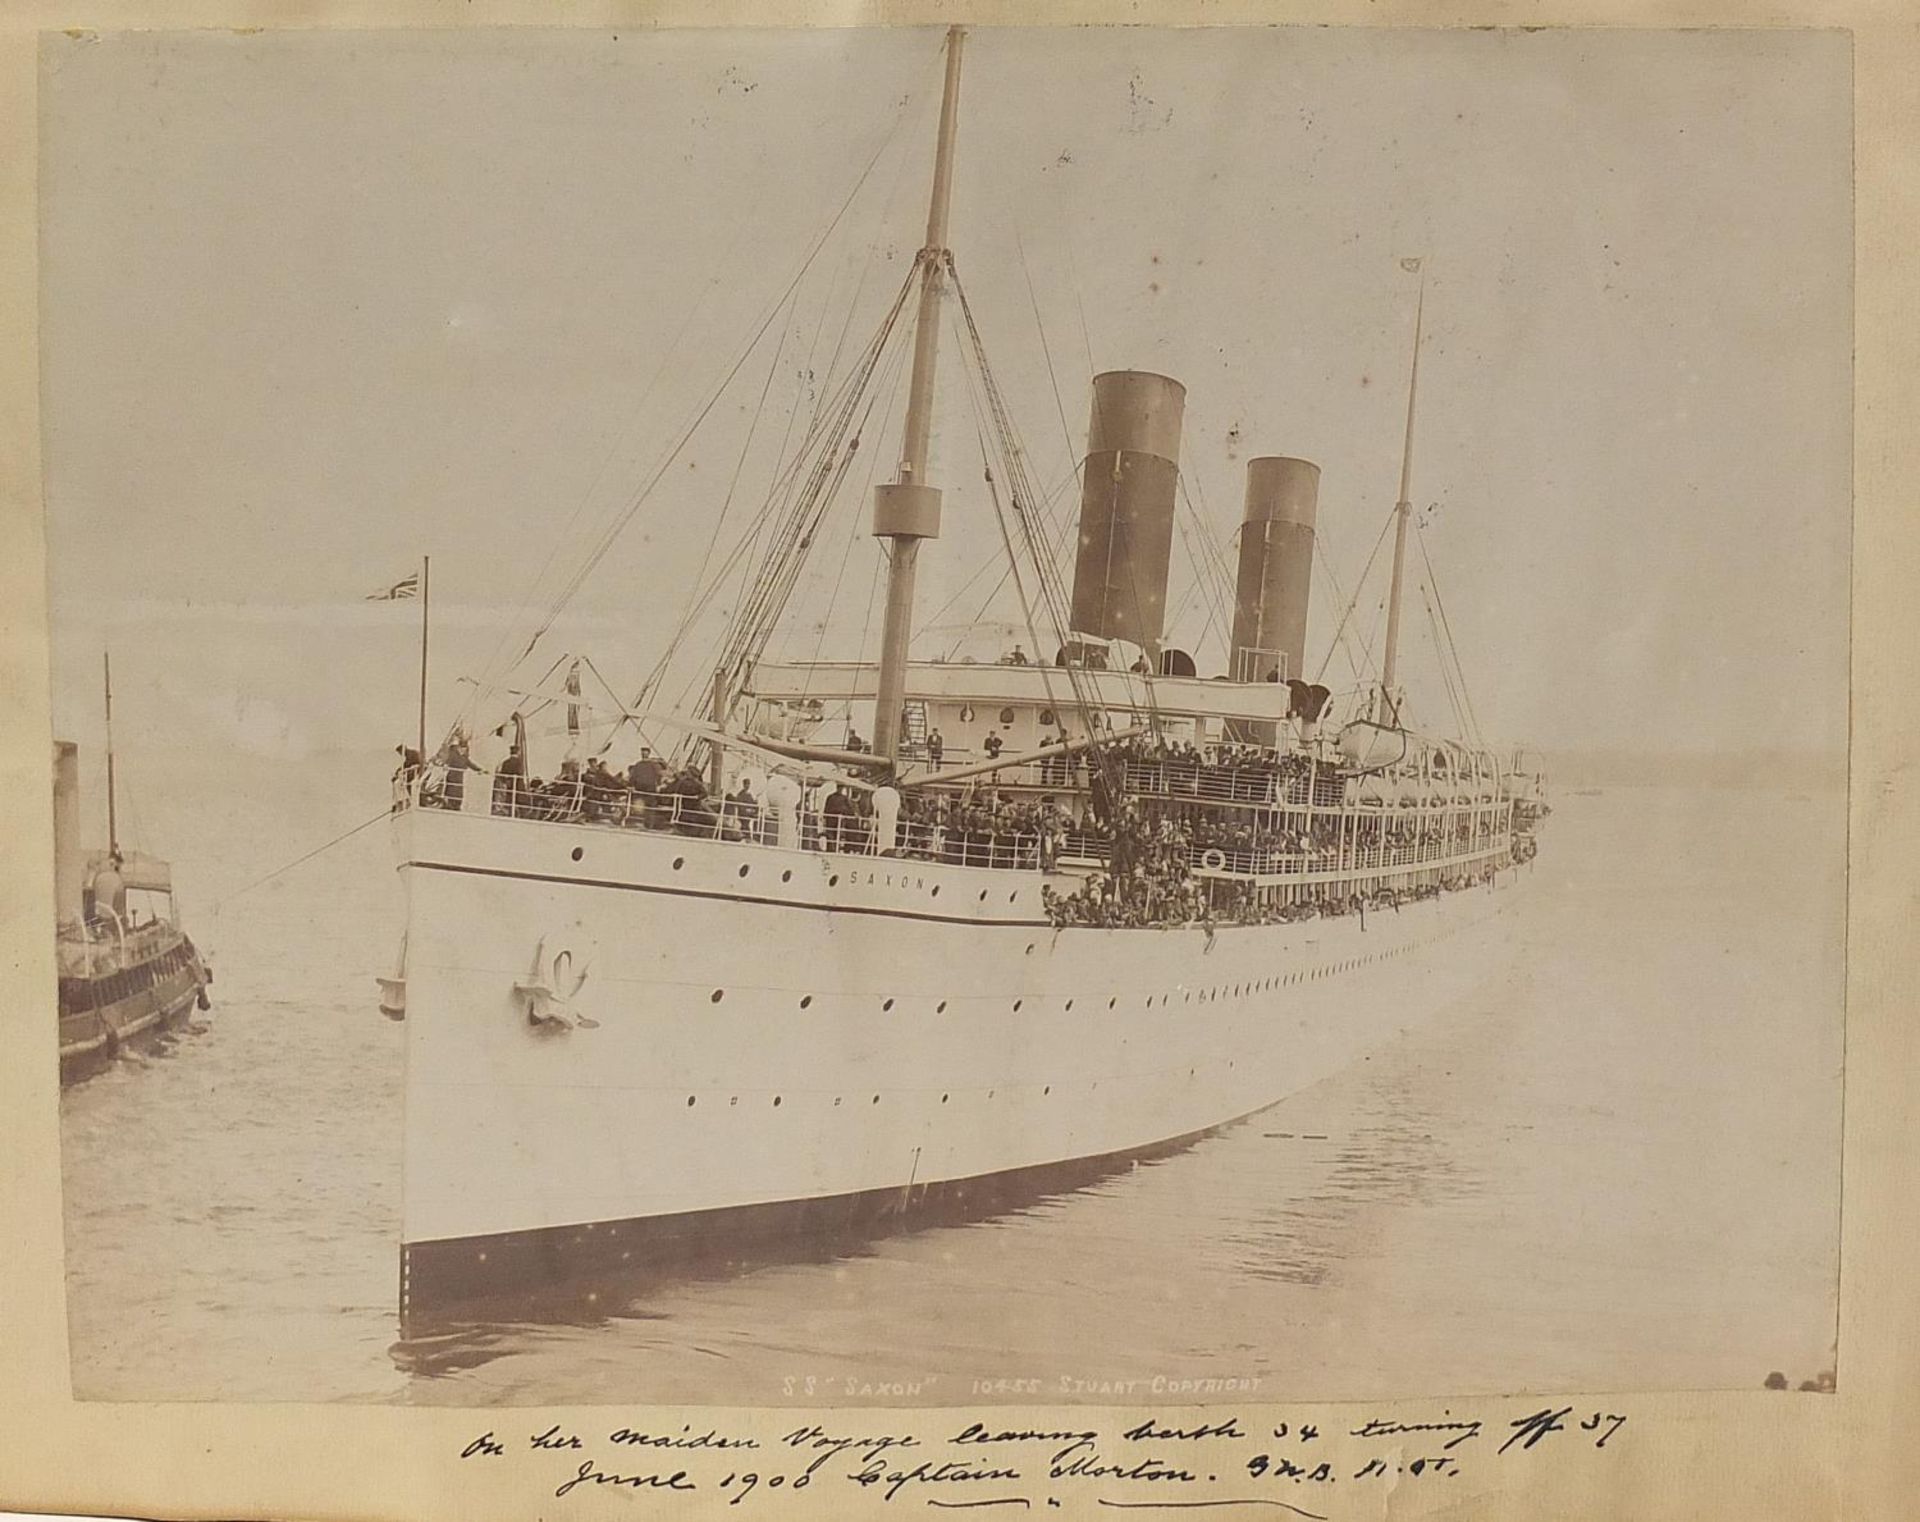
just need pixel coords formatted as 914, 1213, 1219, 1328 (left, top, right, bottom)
58, 984, 203, 1082
405, 858, 1055, 929
397, 1101, 1283, 1334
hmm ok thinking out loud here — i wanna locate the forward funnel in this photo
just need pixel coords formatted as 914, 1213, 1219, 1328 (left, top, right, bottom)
1069, 371, 1186, 652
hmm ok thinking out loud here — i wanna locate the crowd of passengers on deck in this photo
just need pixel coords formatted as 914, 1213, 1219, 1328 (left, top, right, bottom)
394, 719, 1523, 891
1044, 832, 1513, 931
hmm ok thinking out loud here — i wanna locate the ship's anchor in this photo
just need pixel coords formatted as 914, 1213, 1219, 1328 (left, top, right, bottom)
515, 938, 598, 1032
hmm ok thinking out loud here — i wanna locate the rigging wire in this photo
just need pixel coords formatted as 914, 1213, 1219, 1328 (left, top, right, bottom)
920, 456, 1078, 651
1014, 221, 1086, 508
459, 254, 730, 733
209, 809, 390, 916
948, 257, 1138, 788
473, 70, 938, 723
1414, 516, 1485, 747
625, 262, 918, 734
1311, 506, 1396, 688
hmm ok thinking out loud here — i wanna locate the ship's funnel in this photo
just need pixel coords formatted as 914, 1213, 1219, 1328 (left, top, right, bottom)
1070, 371, 1186, 652
1230, 456, 1319, 684
52, 741, 83, 928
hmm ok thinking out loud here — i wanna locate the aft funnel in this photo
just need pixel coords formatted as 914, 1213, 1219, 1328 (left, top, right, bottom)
1229, 456, 1319, 684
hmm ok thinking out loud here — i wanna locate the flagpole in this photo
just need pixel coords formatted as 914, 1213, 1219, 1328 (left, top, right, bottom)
103, 649, 118, 858
418, 555, 430, 759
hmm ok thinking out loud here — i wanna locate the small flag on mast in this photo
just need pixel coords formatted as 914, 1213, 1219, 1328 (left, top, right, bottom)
366, 571, 420, 601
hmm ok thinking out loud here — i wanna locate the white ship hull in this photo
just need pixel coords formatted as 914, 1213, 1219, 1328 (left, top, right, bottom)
395, 806, 1520, 1324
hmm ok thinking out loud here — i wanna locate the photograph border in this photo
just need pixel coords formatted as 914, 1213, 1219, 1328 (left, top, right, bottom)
1, 3, 1912, 1520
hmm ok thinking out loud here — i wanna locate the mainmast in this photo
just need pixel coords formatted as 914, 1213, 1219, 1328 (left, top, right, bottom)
870, 25, 967, 767
1378, 266, 1425, 727
103, 650, 119, 857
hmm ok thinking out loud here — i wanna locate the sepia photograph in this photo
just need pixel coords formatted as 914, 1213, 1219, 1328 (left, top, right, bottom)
41, 22, 1847, 1411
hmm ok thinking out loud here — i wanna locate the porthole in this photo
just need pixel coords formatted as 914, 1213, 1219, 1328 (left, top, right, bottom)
829, 874, 840, 887
730, 1096, 738, 1106
1026, 943, 1035, 955
800, 995, 813, 1010
672, 856, 685, 870
1044, 1086, 1051, 1096
1065, 1000, 1074, 1012
833, 1097, 842, 1107
936, 1000, 948, 1014
941, 1094, 950, 1103
773, 1096, 782, 1107
1008, 891, 1018, 903
871, 1094, 880, 1105
931, 885, 941, 898
1013, 1000, 1023, 1013
782, 869, 793, 883
1108, 997, 1117, 1010
711, 989, 725, 1003
570, 846, 584, 862
686, 1095, 697, 1107
882, 998, 895, 1012
979, 890, 989, 902
738, 864, 750, 878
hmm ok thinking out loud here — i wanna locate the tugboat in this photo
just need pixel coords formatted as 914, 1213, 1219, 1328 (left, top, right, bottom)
54, 655, 211, 1083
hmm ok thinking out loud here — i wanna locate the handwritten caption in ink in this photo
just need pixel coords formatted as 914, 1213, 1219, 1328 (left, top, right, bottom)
457, 1403, 1627, 1512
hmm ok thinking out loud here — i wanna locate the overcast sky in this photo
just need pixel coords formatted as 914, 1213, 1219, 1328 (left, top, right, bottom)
42, 25, 1850, 770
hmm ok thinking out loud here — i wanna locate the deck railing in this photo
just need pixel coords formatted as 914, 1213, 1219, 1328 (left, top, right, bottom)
907, 753, 1506, 814
405, 767, 1052, 870
404, 762, 1514, 886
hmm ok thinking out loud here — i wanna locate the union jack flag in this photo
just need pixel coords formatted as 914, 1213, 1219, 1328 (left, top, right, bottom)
366, 571, 420, 601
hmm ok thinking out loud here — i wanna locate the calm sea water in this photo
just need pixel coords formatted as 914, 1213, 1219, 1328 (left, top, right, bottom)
59, 759, 1843, 1405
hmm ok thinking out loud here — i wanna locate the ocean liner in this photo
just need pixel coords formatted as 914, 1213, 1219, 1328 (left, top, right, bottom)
386, 28, 1546, 1327
55, 656, 212, 1083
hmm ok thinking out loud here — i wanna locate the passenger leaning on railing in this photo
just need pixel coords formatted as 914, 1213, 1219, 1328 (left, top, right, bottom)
433, 729, 477, 810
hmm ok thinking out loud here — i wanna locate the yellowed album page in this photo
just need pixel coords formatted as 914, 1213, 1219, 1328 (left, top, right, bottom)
1, 2, 1913, 1520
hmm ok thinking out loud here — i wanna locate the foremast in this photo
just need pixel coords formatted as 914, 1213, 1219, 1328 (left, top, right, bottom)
870, 25, 967, 767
